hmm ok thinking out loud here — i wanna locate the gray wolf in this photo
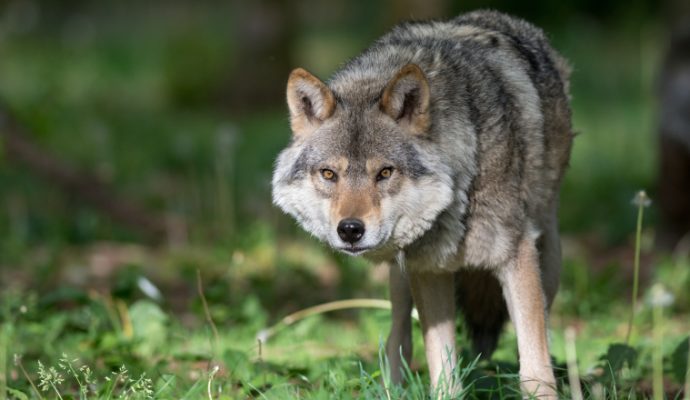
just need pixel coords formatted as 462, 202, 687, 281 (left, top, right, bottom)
272, 9, 573, 398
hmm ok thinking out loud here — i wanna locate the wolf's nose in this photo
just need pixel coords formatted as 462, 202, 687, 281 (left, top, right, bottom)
337, 219, 365, 244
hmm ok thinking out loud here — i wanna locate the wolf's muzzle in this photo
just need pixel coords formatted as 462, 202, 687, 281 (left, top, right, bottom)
337, 218, 365, 244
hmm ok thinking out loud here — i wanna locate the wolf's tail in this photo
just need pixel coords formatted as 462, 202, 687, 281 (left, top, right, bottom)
455, 269, 509, 359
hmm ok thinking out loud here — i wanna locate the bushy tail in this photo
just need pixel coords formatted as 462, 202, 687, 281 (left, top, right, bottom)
455, 269, 509, 359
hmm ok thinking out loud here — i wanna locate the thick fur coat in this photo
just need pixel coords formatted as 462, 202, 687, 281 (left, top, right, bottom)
273, 10, 573, 398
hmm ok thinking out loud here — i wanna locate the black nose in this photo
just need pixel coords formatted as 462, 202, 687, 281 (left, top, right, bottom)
337, 218, 365, 244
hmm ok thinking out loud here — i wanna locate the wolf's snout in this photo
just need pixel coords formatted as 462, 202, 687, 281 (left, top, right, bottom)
337, 219, 365, 244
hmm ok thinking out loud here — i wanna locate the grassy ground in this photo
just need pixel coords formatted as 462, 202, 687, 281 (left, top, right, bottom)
1, 234, 689, 399
0, 6, 689, 399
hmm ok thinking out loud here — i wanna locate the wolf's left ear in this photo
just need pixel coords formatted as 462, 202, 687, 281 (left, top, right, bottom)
380, 64, 430, 135
286, 68, 336, 138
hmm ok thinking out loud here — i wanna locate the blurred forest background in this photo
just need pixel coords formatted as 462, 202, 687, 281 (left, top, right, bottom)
0, 0, 689, 398
1, 0, 684, 250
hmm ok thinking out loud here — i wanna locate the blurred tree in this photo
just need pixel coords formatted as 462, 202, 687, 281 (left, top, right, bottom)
0, 102, 185, 245
226, 0, 295, 111
387, 0, 449, 22
657, 0, 690, 252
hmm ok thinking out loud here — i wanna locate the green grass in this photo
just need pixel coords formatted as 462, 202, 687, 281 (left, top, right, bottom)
1, 229, 688, 398
1, 5, 689, 399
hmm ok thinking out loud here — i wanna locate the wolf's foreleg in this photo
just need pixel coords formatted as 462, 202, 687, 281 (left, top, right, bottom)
500, 235, 558, 399
386, 262, 413, 385
409, 271, 459, 397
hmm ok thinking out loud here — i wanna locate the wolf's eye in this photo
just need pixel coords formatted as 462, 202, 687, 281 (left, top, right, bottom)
321, 169, 337, 181
376, 167, 394, 181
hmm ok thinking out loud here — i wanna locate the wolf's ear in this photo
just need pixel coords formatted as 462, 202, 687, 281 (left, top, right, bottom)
380, 64, 430, 135
286, 68, 336, 138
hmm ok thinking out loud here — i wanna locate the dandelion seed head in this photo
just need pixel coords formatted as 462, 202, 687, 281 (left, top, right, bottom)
256, 329, 269, 343
632, 190, 652, 208
648, 283, 674, 308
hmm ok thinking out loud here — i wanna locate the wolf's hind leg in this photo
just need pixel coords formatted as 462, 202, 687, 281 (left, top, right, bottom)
455, 269, 508, 359
409, 271, 460, 397
386, 263, 413, 385
499, 233, 558, 399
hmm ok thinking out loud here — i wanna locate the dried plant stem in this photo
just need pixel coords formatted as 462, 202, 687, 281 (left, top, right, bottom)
49, 381, 64, 400
652, 300, 663, 400
0, 324, 7, 400
257, 299, 398, 343
207, 365, 219, 400
565, 327, 583, 400
196, 269, 220, 350
625, 192, 646, 344
14, 356, 42, 399
683, 337, 690, 400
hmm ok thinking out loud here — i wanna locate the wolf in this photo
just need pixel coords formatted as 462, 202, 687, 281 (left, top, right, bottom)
272, 9, 573, 398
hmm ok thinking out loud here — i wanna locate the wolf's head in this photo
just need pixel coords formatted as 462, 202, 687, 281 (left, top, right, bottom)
272, 64, 454, 257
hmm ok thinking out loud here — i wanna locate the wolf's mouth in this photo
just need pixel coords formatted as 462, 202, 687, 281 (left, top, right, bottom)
339, 246, 372, 256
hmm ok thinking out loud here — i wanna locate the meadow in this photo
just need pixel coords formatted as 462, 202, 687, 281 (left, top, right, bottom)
0, 3, 688, 399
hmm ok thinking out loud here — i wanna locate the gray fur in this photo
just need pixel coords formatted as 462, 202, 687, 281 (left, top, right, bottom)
272, 9, 573, 395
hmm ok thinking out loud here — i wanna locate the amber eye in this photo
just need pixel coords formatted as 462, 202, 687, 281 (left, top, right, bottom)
321, 169, 337, 181
377, 167, 393, 181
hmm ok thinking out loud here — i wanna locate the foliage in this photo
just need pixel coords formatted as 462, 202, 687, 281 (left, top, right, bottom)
0, 2, 688, 399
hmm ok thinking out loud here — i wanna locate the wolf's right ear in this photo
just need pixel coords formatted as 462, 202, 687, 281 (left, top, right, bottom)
380, 64, 430, 135
286, 68, 336, 138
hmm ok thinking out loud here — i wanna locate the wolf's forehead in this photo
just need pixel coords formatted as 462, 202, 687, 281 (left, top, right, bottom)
314, 120, 400, 161
335, 112, 399, 154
